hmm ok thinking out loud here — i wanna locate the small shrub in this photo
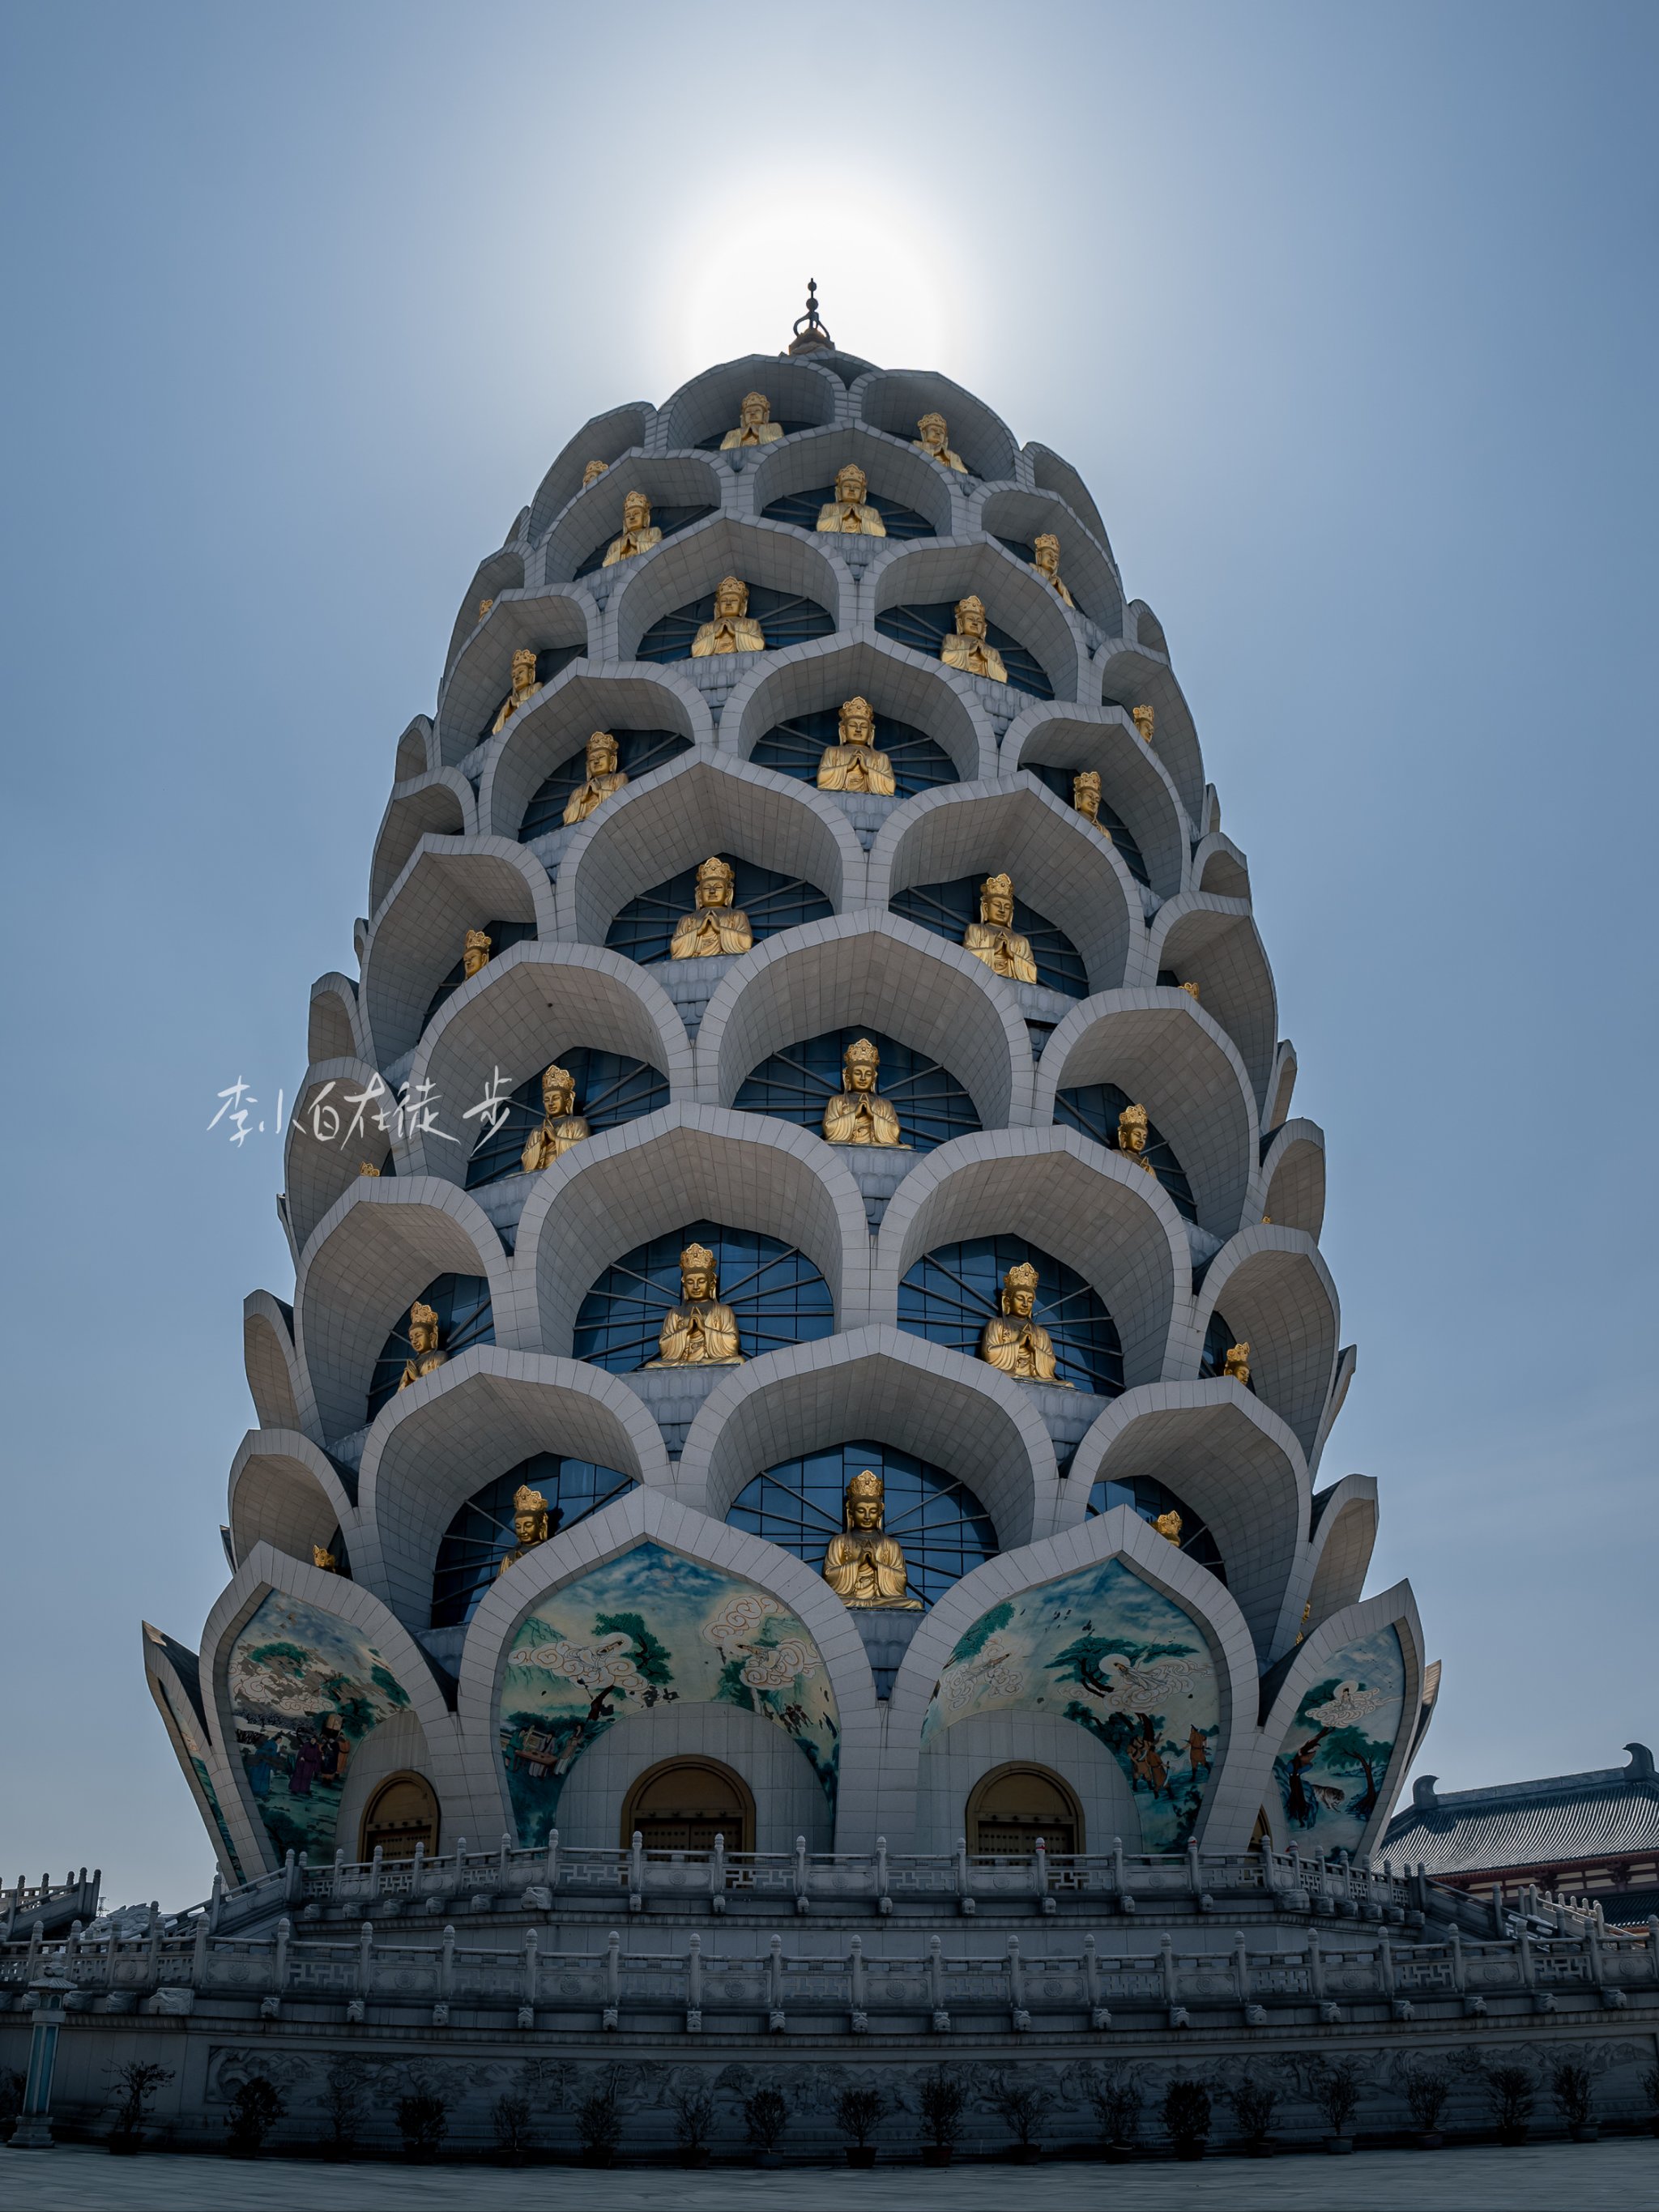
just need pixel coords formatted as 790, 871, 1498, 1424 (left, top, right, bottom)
492, 2093, 534, 2155
225, 2076, 286, 2155
667, 2083, 716, 2154
1485, 2064, 1535, 2133
743, 2085, 789, 2154
1549, 2061, 1593, 2129
0, 2068, 25, 2140
1162, 2078, 1211, 2146
1224, 2075, 1278, 2143
1311, 2059, 1362, 2137
395, 2090, 449, 2163
986, 2074, 1050, 2150
319, 2057, 368, 2153
1086, 2067, 1141, 2146
917, 2070, 967, 2150
833, 2086, 885, 2148
110, 2061, 173, 2146
1644, 2064, 1659, 2113
575, 2076, 624, 2156
1402, 2065, 1451, 2133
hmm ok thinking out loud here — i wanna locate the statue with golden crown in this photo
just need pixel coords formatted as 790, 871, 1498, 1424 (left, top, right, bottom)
720, 391, 783, 449
520, 1064, 591, 1171
979, 1260, 1072, 1385
1031, 532, 1074, 606
817, 462, 885, 536
602, 489, 662, 567
816, 695, 895, 795
497, 1483, 560, 1575
562, 731, 629, 825
492, 649, 539, 734
669, 855, 754, 958
962, 872, 1038, 982
914, 411, 966, 473
821, 1469, 921, 1608
940, 595, 1007, 683
646, 1242, 744, 1366
397, 1301, 447, 1392
691, 575, 766, 657
821, 1037, 905, 1148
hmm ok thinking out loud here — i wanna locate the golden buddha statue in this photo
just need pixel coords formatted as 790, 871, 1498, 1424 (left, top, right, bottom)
690, 575, 766, 657
1116, 1102, 1157, 1174
1131, 705, 1154, 745
461, 928, 492, 982
1221, 1341, 1252, 1387
492, 648, 539, 734
520, 1063, 591, 1171
962, 873, 1038, 983
821, 1037, 905, 1148
1072, 769, 1113, 842
358, 1161, 381, 1177
1180, 980, 1201, 1002
582, 458, 609, 487
821, 1469, 921, 1609
312, 1543, 339, 1572
497, 1482, 559, 1575
646, 1242, 744, 1367
979, 1261, 1072, 1386
397, 1301, 446, 1392
1154, 1510, 1183, 1548
720, 390, 784, 450
602, 489, 662, 568
816, 462, 885, 536
477, 598, 493, 621
562, 729, 629, 825
1031, 533, 1074, 607
669, 855, 754, 959
816, 695, 896, 795
914, 411, 967, 474
940, 595, 1008, 684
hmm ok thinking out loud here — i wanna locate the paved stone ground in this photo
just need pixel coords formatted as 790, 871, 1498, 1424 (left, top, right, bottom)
2, 2138, 1656, 2209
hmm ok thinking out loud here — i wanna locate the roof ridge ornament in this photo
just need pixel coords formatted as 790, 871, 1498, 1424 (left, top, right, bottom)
787, 277, 834, 357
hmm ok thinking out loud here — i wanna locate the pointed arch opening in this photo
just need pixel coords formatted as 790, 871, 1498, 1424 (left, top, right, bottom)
360, 1773, 441, 1861
966, 1762, 1085, 1857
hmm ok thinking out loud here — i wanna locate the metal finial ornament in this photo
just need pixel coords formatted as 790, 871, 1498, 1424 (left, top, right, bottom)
787, 278, 834, 356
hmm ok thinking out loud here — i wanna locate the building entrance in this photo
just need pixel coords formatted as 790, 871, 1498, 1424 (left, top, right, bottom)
621, 1757, 756, 1852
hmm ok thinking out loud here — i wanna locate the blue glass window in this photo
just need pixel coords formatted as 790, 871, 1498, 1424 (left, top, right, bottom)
1086, 1473, 1226, 1583
1054, 1081, 1196, 1221
464, 1049, 670, 1190
1201, 1310, 1254, 1392
889, 877, 1087, 999
762, 486, 935, 539
899, 1234, 1123, 1396
729, 1440, 996, 1618
605, 854, 832, 965
367, 1274, 493, 1422
695, 420, 815, 451
637, 585, 835, 664
873, 603, 1053, 699
477, 646, 582, 744
734, 1025, 979, 1153
574, 1220, 834, 1373
519, 731, 692, 839
1022, 764, 1149, 885
430, 1454, 635, 1627
750, 707, 955, 798
424, 919, 536, 1027
573, 505, 717, 579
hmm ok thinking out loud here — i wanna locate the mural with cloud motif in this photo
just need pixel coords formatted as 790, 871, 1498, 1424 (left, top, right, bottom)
228, 1594, 412, 1864
923, 1558, 1221, 1850
497, 1542, 839, 1846
1273, 1625, 1406, 1852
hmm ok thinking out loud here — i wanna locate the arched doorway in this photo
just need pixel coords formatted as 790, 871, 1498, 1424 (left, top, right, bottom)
966, 1763, 1084, 1856
359, 1772, 440, 1861
621, 1758, 755, 1853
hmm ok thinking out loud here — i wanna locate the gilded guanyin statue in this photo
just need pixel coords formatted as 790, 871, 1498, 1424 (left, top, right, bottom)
816, 462, 885, 536
646, 1242, 744, 1366
497, 1483, 559, 1575
719, 390, 783, 449
940, 594, 1007, 683
1031, 531, 1074, 607
821, 1469, 920, 1609
1155, 1510, 1183, 1548
492, 647, 539, 733
461, 927, 492, 980
690, 575, 766, 657
962, 872, 1037, 983
1071, 769, 1113, 840
821, 1037, 904, 1148
669, 855, 753, 959
979, 1261, 1071, 1386
1131, 704, 1154, 745
562, 730, 629, 825
1116, 1102, 1155, 1174
396, 1301, 446, 1392
914, 410, 966, 473
1222, 1341, 1252, 1387
582, 458, 608, 486
520, 1063, 590, 1171
602, 488, 663, 568
816, 695, 895, 795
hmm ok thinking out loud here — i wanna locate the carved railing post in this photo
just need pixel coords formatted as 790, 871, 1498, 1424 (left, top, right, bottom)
927, 1933, 947, 2029
628, 1831, 644, 1912
1448, 1924, 1465, 1994
369, 1846, 384, 1902
356, 1922, 373, 1998
144, 1903, 163, 1989
685, 1932, 702, 2030
273, 1916, 290, 1995
955, 1837, 974, 1915
1033, 1838, 1050, 1908
1230, 1931, 1250, 2005
544, 1829, 561, 1893
766, 1933, 784, 2029
1186, 1840, 1204, 1897
710, 1832, 726, 1910
522, 1926, 538, 2013
440, 1924, 455, 2002
190, 1916, 209, 1986
1006, 1936, 1029, 2029
1111, 1836, 1126, 1898
1306, 1925, 1324, 2001
207, 1872, 224, 1935
1158, 1933, 1178, 2006
1377, 1929, 1395, 1998
849, 1935, 867, 2030
793, 1835, 809, 1913
331, 1848, 345, 1901
603, 1930, 621, 2028
875, 1835, 890, 1914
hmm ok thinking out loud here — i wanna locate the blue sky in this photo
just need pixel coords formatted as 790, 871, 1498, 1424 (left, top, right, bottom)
2, 1, 1653, 1904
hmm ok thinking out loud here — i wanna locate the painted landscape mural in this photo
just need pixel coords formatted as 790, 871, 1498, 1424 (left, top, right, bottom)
923, 1558, 1221, 1850
497, 1541, 839, 1845
1273, 1624, 1406, 1852
228, 1593, 413, 1863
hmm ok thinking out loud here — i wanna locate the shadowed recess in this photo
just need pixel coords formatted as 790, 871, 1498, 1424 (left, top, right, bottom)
606, 855, 832, 964
762, 485, 934, 539
430, 1454, 637, 1626
574, 505, 716, 578
1022, 761, 1149, 884
520, 731, 693, 837
463, 1050, 669, 1189
891, 876, 1086, 997
874, 602, 1053, 698
899, 1234, 1123, 1396
574, 1219, 834, 1372
1054, 1080, 1196, 1220
424, 919, 535, 1026
750, 706, 956, 798
1087, 1473, 1226, 1583
367, 1273, 494, 1421
735, 1025, 979, 1153
637, 585, 834, 663
478, 646, 582, 743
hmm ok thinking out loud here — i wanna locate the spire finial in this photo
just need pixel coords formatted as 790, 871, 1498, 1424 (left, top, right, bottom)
787, 277, 834, 357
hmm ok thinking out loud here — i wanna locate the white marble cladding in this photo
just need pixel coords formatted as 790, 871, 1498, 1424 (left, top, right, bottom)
147, 347, 1429, 1894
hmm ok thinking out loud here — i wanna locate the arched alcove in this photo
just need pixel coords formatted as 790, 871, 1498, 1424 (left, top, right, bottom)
574, 1218, 834, 1372
430, 1453, 636, 1627
621, 1756, 756, 1852
735, 1025, 980, 1153
359, 1772, 440, 1860
366, 1272, 494, 1422
966, 1762, 1085, 1856
463, 1051, 669, 1189
899, 1234, 1123, 1396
